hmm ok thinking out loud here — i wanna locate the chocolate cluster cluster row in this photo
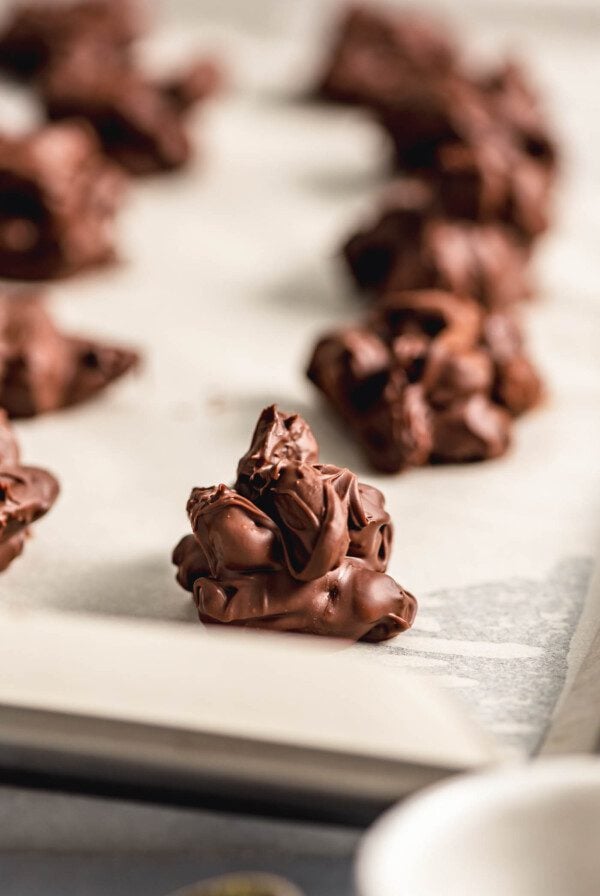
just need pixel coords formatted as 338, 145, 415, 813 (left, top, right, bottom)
0, 0, 223, 281
306, 3, 555, 471
173, 406, 417, 642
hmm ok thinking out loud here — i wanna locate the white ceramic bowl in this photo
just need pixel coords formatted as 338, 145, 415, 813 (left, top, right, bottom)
357, 758, 600, 896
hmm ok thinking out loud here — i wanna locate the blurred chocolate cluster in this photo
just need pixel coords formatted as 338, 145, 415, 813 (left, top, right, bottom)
0, 410, 58, 571
0, 0, 223, 176
343, 179, 531, 310
0, 123, 124, 280
316, 4, 556, 238
308, 290, 541, 472
173, 405, 417, 642
317, 3, 557, 287
0, 292, 138, 417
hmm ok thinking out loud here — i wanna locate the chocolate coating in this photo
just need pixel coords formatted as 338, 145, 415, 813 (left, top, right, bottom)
235, 404, 319, 500
343, 180, 530, 309
0, 123, 124, 280
192, 561, 416, 643
315, 4, 457, 106
431, 395, 510, 463
173, 405, 415, 642
0, 410, 58, 571
307, 289, 541, 472
0, 292, 139, 417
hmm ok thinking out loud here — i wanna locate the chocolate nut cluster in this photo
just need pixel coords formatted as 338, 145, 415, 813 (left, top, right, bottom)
0, 292, 138, 418
307, 290, 542, 473
377, 72, 555, 244
0, 410, 58, 571
0, 0, 223, 176
38, 38, 222, 176
316, 5, 556, 245
0, 123, 124, 281
173, 405, 417, 642
343, 179, 530, 310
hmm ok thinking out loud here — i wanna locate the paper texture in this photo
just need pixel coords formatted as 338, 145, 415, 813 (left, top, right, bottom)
0, 607, 500, 792
0, 0, 598, 760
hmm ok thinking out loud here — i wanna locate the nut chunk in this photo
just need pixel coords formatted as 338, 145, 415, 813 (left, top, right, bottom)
307, 290, 542, 473
173, 405, 416, 642
0, 124, 124, 281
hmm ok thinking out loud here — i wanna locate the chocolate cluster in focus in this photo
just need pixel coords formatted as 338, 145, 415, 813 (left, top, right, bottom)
0, 293, 139, 417
0, 123, 124, 280
343, 180, 530, 309
0, 0, 223, 176
173, 405, 416, 642
0, 410, 58, 571
307, 290, 542, 472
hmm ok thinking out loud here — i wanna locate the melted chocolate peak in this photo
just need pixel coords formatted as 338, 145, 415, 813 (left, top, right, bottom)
235, 404, 319, 499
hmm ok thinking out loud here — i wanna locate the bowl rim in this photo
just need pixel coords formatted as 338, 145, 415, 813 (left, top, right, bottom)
355, 756, 600, 896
